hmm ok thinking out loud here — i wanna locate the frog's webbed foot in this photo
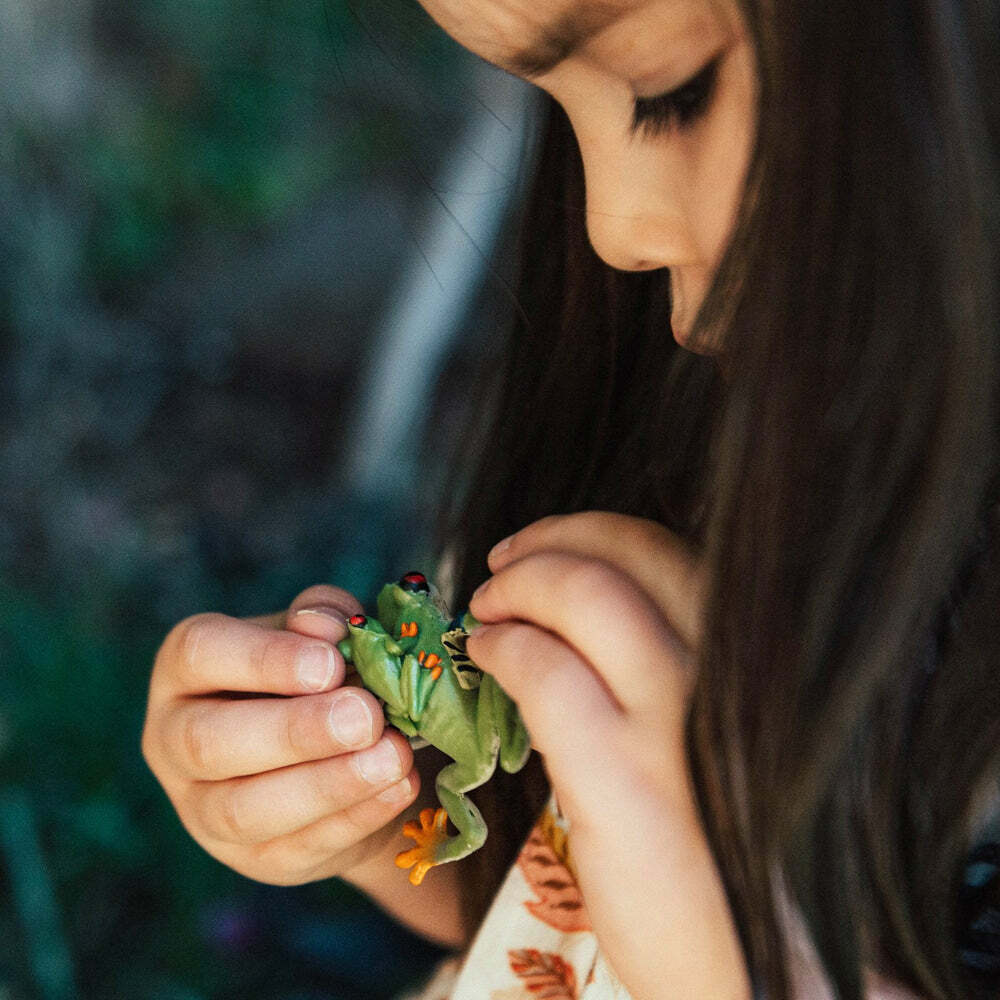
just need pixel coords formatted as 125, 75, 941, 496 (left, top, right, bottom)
416, 649, 443, 681
396, 808, 450, 886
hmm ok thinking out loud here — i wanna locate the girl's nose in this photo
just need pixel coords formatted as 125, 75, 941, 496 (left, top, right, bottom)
578, 137, 691, 274
584, 182, 689, 273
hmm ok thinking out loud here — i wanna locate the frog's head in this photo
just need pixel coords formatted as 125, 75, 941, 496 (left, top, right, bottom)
399, 572, 431, 595
377, 571, 449, 626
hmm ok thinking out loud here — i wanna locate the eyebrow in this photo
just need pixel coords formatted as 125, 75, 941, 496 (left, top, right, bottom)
503, 2, 626, 78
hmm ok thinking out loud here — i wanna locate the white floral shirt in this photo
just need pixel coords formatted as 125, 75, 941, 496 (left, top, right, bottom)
398, 794, 961, 1000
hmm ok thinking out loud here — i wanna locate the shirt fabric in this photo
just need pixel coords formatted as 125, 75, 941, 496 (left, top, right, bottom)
401, 794, 1000, 1000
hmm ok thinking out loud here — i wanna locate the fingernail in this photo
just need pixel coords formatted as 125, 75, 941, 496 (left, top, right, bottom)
293, 606, 353, 624
471, 577, 491, 601
489, 535, 513, 561
355, 740, 403, 784
329, 692, 373, 748
376, 777, 413, 803
297, 644, 335, 691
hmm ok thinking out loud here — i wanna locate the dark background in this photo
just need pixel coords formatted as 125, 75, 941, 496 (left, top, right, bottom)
0, 1, 537, 996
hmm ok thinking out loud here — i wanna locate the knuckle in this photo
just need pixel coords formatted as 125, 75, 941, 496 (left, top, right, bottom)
214, 786, 253, 845
249, 628, 295, 686
492, 621, 535, 662
228, 841, 277, 883
255, 856, 309, 887
140, 719, 162, 776
532, 513, 568, 532
304, 757, 346, 811
232, 822, 337, 885
531, 649, 572, 705
565, 510, 606, 532
181, 705, 215, 777
174, 612, 226, 680
515, 514, 566, 549
328, 799, 377, 848
629, 515, 669, 548
282, 696, 327, 762
559, 556, 613, 605
267, 839, 328, 883
289, 584, 362, 616
262, 813, 347, 875
282, 706, 305, 762
471, 621, 537, 691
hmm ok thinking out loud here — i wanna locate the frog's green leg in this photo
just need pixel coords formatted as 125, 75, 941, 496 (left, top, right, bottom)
384, 706, 418, 738
481, 674, 531, 774
399, 652, 439, 723
395, 756, 495, 884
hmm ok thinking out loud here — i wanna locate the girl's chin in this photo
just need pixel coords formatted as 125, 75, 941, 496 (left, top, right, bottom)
671, 309, 692, 347
671, 306, 728, 359
672, 323, 716, 356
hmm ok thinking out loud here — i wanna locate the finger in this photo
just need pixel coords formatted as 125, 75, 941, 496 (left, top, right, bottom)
153, 613, 346, 698
239, 776, 423, 885
486, 512, 706, 648
284, 584, 365, 644
244, 611, 286, 629
192, 731, 417, 845
469, 550, 692, 714
465, 622, 655, 822
466, 620, 618, 742
161, 686, 386, 781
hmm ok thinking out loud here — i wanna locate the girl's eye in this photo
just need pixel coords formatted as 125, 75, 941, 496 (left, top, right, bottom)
630, 58, 720, 139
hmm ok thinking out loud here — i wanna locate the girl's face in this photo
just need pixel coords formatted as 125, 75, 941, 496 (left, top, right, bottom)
416, 0, 757, 351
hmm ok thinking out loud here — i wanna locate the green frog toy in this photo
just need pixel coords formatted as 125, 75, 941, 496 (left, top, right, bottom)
338, 572, 531, 885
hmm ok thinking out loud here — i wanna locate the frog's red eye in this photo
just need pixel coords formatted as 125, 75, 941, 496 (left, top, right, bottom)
399, 572, 429, 593
348, 614, 367, 627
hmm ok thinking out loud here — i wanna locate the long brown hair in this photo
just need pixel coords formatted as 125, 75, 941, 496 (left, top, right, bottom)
437, 1, 1000, 997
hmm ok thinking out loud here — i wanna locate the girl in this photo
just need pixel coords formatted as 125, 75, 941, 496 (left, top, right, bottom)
141, 0, 1000, 997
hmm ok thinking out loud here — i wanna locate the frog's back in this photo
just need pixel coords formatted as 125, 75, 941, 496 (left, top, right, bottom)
370, 574, 492, 760
418, 667, 485, 761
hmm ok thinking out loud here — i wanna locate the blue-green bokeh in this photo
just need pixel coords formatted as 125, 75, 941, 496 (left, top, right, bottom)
0, 0, 516, 995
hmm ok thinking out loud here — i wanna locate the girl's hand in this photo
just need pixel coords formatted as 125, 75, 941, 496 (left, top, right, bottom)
467, 512, 752, 1000
141, 585, 421, 888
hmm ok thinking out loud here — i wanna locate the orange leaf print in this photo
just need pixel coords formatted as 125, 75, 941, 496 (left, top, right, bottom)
508, 948, 577, 999
517, 826, 592, 933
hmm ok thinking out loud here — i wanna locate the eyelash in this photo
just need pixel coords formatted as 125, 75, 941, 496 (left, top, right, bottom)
630, 59, 720, 138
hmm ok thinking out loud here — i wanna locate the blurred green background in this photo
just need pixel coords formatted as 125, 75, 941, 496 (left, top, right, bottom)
0, 0, 533, 995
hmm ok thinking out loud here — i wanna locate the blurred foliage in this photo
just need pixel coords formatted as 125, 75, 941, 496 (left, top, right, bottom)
81, 0, 410, 285
0, 0, 472, 995
1, 0, 463, 300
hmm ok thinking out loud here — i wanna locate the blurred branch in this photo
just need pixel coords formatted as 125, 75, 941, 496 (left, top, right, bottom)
341, 62, 535, 501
